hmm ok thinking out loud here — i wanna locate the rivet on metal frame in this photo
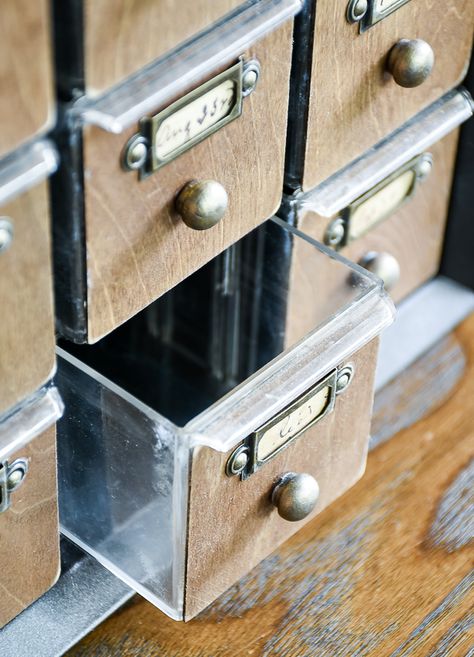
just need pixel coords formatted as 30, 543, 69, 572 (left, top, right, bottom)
346, 0, 369, 24
0, 458, 29, 513
226, 445, 250, 477
335, 364, 355, 395
413, 153, 433, 181
121, 134, 148, 172
242, 60, 261, 97
324, 217, 346, 248
349, 0, 413, 33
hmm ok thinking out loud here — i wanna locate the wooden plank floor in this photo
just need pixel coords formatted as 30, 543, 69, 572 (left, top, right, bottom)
67, 315, 474, 657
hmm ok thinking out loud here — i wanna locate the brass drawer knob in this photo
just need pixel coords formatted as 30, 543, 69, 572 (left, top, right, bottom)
387, 39, 434, 88
272, 472, 320, 522
175, 180, 228, 230
359, 251, 400, 291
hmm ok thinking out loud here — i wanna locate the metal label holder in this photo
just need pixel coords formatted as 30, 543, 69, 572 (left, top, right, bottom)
324, 152, 433, 249
122, 59, 261, 178
226, 366, 354, 480
299, 89, 474, 219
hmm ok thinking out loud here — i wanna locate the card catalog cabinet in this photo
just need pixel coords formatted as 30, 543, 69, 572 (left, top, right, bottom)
0, 0, 53, 158
56, 220, 394, 620
53, 0, 301, 344
0, 387, 63, 628
287, 0, 474, 191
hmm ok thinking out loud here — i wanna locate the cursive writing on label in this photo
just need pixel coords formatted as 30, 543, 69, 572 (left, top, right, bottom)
155, 80, 236, 160
257, 386, 331, 462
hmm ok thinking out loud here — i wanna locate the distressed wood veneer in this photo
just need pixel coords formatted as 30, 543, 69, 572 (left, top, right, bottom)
0, 426, 60, 629
0, 182, 56, 417
83, 0, 244, 95
83, 24, 293, 342
0, 0, 53, 158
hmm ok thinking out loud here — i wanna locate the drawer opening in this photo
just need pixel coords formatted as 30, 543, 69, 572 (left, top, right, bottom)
56, 218, 394, 620
59, 219, 384, 428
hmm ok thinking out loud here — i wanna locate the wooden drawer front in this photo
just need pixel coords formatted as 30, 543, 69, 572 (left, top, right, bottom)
0, 425, 60, 628
84, 0, 244, 95
303, 0, 473, 190
83, 24, 293, 342
186, 339, 378, 619
296, 131, 459, 309
0, 181, 55, 416
0, 0, 53, 157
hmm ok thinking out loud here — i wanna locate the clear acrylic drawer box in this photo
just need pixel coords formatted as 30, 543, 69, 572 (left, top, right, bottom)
56, 219, 394, 620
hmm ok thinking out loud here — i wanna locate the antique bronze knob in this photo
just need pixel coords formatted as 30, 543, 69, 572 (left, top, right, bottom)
387, 39, 434, 88
359, 251, 401, 291
272, 472, 320, 522
175, 180, 228, 230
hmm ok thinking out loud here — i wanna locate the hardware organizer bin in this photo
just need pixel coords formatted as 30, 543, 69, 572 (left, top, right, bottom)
287, 89, 474, 304
53, 0, 302, 344
286, 0, 474, 191
0, 386, 63, 628
57, 219, 394, 620
0, 140, 58, 417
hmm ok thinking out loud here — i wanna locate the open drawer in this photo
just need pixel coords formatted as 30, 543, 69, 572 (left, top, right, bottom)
56, 219, 394, 620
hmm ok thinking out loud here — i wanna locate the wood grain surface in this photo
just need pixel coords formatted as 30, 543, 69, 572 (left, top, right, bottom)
66, 313, 474, 655
371, 331, 467, 451
303, 0, 473, 190
0, 426, 60, 629
0, 182, 56, 416
185, 339, 379, 619
83, 24, 293, 342
297, 130, 459, 307
0, 0, 53, 157
84, 0, 243, 94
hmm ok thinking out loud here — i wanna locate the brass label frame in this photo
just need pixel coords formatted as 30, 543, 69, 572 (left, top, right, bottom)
140, 60, 243, 176
360, 0, 412, 32
327, 152, 432, 249
230, 370, 338, 480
